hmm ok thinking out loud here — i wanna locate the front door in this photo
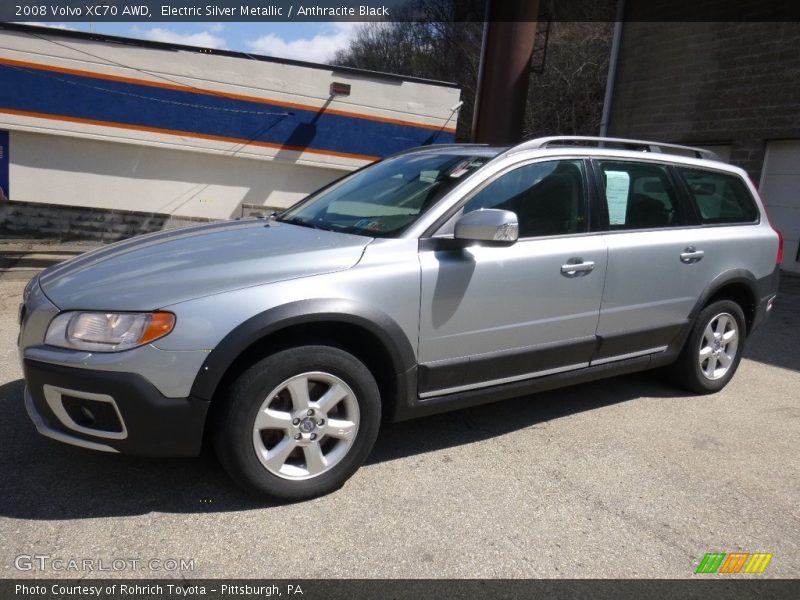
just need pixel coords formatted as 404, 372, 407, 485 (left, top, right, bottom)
417, 159, 608, 397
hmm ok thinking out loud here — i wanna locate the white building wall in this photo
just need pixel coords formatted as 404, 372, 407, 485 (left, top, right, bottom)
0, 26, 460, 221
9, 130, 341, 219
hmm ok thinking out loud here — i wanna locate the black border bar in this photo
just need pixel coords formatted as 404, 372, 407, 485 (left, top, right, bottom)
4, 579, 800, 600
3, 0, 800, 23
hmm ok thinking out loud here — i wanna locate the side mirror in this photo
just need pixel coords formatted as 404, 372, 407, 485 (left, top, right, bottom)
454, 209, 519, 246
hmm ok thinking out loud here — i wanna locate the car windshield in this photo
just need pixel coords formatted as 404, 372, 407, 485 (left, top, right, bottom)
278, 151, 497, 237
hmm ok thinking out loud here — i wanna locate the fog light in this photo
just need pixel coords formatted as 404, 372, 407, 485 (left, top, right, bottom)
78, 406, 96, 426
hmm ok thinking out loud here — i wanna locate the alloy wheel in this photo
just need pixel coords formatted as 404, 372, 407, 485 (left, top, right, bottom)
697, 312, 739, 381
251, 371, 360, 480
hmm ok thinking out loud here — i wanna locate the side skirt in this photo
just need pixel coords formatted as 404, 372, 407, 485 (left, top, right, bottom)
391, 355, 654, 422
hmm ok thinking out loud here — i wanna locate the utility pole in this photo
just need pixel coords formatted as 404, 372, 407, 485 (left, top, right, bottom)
471, 0, 540, 144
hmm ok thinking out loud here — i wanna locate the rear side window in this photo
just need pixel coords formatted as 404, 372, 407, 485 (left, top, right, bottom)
677, 167, 759, 224
597, 161, 684, 230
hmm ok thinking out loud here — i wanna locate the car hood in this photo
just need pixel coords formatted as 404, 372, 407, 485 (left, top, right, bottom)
39, 219, 372, 311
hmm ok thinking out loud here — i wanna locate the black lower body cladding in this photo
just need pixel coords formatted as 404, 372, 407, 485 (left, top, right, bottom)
23, 359, 209, 456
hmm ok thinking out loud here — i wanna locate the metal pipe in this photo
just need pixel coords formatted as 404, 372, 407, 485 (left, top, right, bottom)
470, 14, 491, 142
599, 0, 626, 137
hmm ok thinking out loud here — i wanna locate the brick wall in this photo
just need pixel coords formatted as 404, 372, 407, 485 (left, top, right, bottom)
0, 200, 217, 242
609, 20, 800, 181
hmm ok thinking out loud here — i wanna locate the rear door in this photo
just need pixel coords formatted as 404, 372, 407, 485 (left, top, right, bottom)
592, 158, 713, 363
417, 158, 608, 397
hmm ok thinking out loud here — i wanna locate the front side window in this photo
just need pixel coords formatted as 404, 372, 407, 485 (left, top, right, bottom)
459, 160, 588, 238
280, 152, 496, 237
598, 160, 684, 230
677, 167, 758, 224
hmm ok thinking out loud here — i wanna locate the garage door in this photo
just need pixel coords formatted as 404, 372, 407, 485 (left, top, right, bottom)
760, 141, 800, 273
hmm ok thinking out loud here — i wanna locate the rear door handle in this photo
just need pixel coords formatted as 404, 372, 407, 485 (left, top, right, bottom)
680, 247, 705, 263
561, 258, 595, 277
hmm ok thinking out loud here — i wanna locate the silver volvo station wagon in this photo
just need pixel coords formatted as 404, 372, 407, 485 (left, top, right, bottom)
18, 136, 783, 500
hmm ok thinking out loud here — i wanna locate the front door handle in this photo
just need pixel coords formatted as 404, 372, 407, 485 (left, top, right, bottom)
680, 247, 705, 263
561, 258, 595, 277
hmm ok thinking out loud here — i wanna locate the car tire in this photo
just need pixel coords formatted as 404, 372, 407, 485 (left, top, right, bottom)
213, 345, 381, 501
671, 299, 747, 394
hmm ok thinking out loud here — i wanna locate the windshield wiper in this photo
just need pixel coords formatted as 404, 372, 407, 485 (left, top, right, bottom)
277, 216, 329, 231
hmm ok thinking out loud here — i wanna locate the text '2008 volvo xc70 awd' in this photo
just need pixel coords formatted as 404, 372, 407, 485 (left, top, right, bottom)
18, 136, 783, 500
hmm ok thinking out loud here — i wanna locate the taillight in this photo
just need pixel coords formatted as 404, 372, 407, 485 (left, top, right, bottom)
775, 227, 784, 265
760, 199, 784, 265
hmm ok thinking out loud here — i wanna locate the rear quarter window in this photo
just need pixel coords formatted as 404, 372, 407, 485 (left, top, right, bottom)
677, 167, 759, 224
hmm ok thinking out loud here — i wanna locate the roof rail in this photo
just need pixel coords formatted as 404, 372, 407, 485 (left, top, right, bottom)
509, 136, 721, 161
386, 143, 493, 158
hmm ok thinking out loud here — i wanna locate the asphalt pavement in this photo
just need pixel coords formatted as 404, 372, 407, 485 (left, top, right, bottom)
0, 253, 797, 579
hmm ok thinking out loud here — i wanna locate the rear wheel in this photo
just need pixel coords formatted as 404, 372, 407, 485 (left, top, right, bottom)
214, 345, 381, 500
671, 299, 746, 394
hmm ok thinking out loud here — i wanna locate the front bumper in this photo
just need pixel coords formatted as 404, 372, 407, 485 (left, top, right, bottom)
23, 359, 210, 457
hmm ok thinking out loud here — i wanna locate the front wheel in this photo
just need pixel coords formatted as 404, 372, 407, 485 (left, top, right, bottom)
213, 345, 381, 501
671, 300, 746, 394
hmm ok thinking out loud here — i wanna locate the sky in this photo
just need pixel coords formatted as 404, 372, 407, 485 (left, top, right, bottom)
25, 22, 365, 63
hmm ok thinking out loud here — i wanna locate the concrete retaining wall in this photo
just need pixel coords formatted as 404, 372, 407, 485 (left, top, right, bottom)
0, 199, 221, 242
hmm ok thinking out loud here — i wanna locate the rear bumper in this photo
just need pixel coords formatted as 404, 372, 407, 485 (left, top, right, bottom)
752, 266, 781, 333
23, 359, 209, 457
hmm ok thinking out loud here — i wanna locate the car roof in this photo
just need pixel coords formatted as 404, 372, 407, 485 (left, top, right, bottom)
392, 137, 744, 177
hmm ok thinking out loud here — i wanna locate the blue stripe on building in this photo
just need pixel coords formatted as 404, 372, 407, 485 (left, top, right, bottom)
0, 63, 455, 158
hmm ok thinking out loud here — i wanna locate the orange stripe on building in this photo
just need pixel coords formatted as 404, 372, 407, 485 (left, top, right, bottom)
0, 106, 379, 162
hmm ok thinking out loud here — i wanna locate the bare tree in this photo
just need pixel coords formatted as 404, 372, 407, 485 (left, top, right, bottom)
333, 0, 613, 141
333, 14, 484, 141
525, 21, 614, 138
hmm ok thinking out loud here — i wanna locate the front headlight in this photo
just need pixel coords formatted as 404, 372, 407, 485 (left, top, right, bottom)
45, 311, 176, 352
